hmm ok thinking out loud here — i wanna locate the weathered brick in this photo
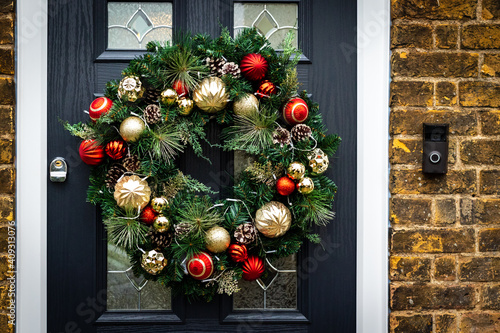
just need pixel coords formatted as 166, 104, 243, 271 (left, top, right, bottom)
460, 313, 500, 331
0, 48, 13, 75
391, 284, 475, 310
392, 51, 478, 77
0, 313, 13, 333
390, 197, 432, 225
0, 139, 13, 164
435, 314, 456, 333
0, 226, 8, 253
481, 54, 500, 77
480, 170, 500, 195
435, 199, 456, 226
0, 283, 14, 312
0, 78, 14, 105
391, 0, 477, 20
391, 24, 433, 48
461, 198, 500, 225
481, 285, 500, 310
462, 24, 500, 49
0, 106, 13, 134
434, 256, 457, 281
483, 0, 500, 20
0, 15, 13, 45
389, 139, 421, 165
0, 168, 14, 194
479, 228, 500, 252
461, 140, 500, 165
390, 256, 431, 281
436, 82, 457, 106
390, 81, 433, 107
435, 25, 459, 49
0, 196, 13, 222
391, 228, 475, 253
390, 170, 476, 195
459, 257, 500, 281
389, 314, 432, 333
460, 81, 500, 107
0, 0, 13, 13
390, 110, 477, 136
480, 110, 500, 135
0, 256, 10, 280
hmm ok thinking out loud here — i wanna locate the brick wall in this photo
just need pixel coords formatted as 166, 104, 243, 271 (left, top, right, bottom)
390, 0, 500, 332
0, 0, 14, 331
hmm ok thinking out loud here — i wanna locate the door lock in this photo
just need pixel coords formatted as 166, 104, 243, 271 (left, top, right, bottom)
50, 157, 68, 182
423, 124, 448, 174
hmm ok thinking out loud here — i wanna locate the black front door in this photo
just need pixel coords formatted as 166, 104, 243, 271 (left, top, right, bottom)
47, 0, 357, 332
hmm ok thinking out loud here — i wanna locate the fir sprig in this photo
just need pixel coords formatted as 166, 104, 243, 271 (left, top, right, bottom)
104, 216, 149, 250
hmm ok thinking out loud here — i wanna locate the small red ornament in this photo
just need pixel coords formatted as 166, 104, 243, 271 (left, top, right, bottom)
79, 139, 105, 165
276, 176, 295, 196
255, 80, 277, 98
240, 53, 268, 81
227, 244, 248, 263
89, 97, 113, 121
187, 252, 214, 280
242, 256, 265, 281
172, 80, 189, 98
105, 140, 127, 160
282, 97, 309, 125
140, 206, 157, 225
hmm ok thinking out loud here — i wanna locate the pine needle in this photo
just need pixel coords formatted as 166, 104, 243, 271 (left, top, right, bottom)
162, 48, 208, 90
104, 217, 149, 250
177, 197, 223, 237
151, 124, 185, 163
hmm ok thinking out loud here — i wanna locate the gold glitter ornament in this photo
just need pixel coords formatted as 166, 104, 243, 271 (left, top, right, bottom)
119, 116, 145, 142
151, 197, 169, 213
153, 214, 171, 233
177, 97, 194, 116
205, 226, 231, 253
287, 161, 306, 180
118, 76, 145, 102
307, 148, 329, 175
160, 88, 178, 106
233, 93, 259, 117
297, 177, 315, 194
255, 201, 292, 238
114, 175, 151, 210
141, 249, 167, 275
193, 77, 229, 113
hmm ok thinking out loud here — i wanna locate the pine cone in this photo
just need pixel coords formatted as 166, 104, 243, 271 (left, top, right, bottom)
272, 127, 291, 147
147, 230, 173, 249
143, 104, 162, 124
234, 223, 257, 245
291, 124, 312, 142
123, 154, 141, 172
221, 62, 241, 78
174, 222, 192, 239
206, 57, 226, 77
105, 164, 126, 189
143, 87, 161, 105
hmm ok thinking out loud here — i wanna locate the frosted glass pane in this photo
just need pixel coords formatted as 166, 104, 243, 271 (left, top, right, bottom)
141, 280, 172, 310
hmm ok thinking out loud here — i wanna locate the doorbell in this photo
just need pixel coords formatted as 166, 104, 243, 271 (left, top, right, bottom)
423, 124, 448, 174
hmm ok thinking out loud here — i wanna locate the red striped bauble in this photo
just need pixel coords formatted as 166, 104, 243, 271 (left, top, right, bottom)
79, 139, 105, 165
187, 252, 214, 280
282, 97, 309, 125
255, 80, 277, 98
89, 97, 113, 121
240, 53, 268, 81
242, 256, 265, 281
105, 140, 127, 160
227, 244, 248, 263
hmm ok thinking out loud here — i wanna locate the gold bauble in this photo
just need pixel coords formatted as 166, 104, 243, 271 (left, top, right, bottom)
177, 97, 194, 116
307, 148, 329, 175
297, 177, 314, 194
151, 197, 169, 213
233, 93, 259, 117
141, 249, 167, 275
193, 77, 229, 113
160, 88, 178, 106
153, 215, 171, 233
255, 201, 292, 238
118, 76, 145, 102
205, 226, 231, 253
120, 116, 146, 142
114, 175, 151, 210
287, 161, 306, 180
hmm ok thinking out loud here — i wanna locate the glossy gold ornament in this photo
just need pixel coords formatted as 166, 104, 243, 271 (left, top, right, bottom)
153, 214, 171, 233
297, 177, 314, 194
307, 148, 329, 175
141, 249, 167, 275
114, 175, 151, 210
193, 77, 229, 113
287, 161, 306, 180
255, 201, 292, 238
151, 197, 169, 213
205, 226, 231, 253
160, 88, 178, 106
233, 93, 259, 117
119, 116, 146, 142
118, 76, 145, 102
177, 97, 194, 116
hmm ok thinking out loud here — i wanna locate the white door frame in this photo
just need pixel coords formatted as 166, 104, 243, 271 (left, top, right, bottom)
16, 0, 390, 332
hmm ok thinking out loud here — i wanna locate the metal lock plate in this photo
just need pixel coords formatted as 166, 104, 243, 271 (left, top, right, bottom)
50, 157, 68, 182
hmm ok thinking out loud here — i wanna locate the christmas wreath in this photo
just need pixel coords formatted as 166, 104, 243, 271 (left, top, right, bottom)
65, 28, 340, 301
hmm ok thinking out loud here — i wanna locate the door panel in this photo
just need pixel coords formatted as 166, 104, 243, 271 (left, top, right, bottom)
47, 0, 356, 332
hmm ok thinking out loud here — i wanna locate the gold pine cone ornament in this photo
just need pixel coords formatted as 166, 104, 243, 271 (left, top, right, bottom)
255, 201, 292, 238
141, 249, 167, 275
193, 77, 229, 113
114, 175, 151, 210
307, 148, 329, 175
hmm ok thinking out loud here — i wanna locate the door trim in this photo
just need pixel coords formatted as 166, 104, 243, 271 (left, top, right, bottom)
16, 0, 389, 331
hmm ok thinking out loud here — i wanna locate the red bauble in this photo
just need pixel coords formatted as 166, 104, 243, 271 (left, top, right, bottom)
242, 256, 265, 281
240, 53, 268, 81
227, 244, 248, 263
276, 176, 296, 196
89, 97, 113, 121
79, 139, 105, 165
172, 80, 189, 98
255, 80, 277, 98
283, 97, 309, 125
140, 206, 158, 225
187, 252, 214, 280
105, 140, 127, 160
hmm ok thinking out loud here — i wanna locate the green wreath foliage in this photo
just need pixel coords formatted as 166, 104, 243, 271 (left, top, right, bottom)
65, 28, 340, 301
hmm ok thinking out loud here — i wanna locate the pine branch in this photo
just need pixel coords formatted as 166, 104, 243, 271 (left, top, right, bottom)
104, 216, 149, 250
